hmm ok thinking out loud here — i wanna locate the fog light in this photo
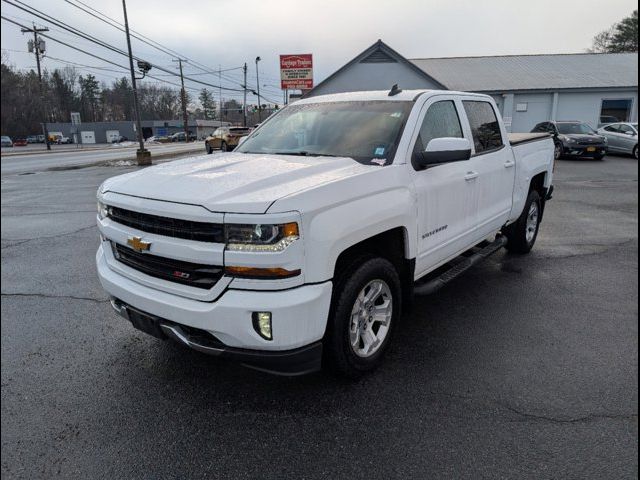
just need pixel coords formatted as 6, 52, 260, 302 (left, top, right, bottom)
252, 312, 272, 340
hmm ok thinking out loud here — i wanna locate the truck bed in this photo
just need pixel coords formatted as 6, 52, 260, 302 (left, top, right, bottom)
508, 133, 552, 146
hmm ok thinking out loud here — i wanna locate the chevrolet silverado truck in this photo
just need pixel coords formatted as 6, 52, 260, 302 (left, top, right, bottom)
96, 88, 554, 377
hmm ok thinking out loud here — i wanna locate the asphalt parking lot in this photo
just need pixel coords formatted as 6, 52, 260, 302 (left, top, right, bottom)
1, 154, 637, 479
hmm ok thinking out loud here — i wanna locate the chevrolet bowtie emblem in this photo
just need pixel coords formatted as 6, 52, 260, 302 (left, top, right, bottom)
127, 236, 151, 253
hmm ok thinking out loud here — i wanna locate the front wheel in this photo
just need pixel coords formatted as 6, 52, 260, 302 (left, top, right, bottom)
324, 257, 401, 378
503, 190, 542, 254
220, 141, 228, 152
554, 142, 563, 160
633, 146, 638, 160
205, 142, 213, 154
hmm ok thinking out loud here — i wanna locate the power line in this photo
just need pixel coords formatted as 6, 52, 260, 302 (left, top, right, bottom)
62, 0, 244, 81
1, 16, 205, 94
2, 0, 247, 92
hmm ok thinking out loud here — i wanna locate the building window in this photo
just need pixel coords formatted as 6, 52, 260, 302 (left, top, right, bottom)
600, 99, 633, 123
516, 103, 528, 112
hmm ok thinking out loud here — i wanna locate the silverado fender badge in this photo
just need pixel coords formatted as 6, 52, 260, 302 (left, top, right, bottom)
127, 236, 151, 253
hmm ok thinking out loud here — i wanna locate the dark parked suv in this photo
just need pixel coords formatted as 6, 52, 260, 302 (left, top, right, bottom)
532, 121, 608, 160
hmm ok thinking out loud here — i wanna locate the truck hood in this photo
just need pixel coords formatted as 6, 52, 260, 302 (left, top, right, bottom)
102, 152, 378, 213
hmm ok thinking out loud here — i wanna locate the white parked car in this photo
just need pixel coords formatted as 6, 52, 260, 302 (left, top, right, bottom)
597, 122, 638, 159
96, 88, 555, 377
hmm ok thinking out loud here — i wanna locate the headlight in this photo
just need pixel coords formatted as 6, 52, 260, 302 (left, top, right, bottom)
225, 222, 299, 252
97, 200, 109, 220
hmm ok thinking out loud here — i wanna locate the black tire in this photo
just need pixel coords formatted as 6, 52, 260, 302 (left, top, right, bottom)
205, 142, 213, 154
324, 256, 401, 378
633, 146, 638, 160
503, 190, 542, 254
554, 142, 563, 161
221, 141, 228, 152
595, 153, 605, 161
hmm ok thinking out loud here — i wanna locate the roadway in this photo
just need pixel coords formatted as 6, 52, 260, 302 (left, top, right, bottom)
1, 154, 637, 478
0, 142, 206, 175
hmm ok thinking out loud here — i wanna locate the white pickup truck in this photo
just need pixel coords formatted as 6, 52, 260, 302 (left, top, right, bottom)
96, 88, 554, 377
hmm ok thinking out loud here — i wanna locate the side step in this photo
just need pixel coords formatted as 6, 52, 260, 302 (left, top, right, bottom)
413, 235, 508, 296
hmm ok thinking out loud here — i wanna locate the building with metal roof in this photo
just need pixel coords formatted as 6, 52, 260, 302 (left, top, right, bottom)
305, 40, 638, 132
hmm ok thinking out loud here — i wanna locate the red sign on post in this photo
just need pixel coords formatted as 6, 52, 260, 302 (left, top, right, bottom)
280, 54, 313, 90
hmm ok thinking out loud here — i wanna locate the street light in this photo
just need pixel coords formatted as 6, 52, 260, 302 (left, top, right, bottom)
255, 56, 262, 122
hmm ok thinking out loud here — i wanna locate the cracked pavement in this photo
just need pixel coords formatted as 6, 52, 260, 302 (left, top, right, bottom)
1, 155, 638, 479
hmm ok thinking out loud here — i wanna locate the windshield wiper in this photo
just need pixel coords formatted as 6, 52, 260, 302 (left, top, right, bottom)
273, 151, 337, 157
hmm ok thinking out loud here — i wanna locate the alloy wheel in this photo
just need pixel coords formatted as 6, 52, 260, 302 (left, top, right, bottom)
525, 201, 539, 244
349, 279, 393, 358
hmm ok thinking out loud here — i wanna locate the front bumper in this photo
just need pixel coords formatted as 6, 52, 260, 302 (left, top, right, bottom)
561, 143, 607, 157
110, 298, 323, 375
97, 244, 332, 360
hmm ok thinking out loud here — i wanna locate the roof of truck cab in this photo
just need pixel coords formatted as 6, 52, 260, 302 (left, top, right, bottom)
295, 89, 489, 104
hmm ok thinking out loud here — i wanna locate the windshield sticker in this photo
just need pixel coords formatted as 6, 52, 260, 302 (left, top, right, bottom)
374, 146, 386, 156
371, 158, 386, 166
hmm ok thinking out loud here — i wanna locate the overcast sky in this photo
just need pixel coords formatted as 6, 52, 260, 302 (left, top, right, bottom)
1, 0, 636, 104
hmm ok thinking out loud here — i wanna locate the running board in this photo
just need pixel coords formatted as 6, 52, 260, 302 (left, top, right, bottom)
413, 235, 508, 296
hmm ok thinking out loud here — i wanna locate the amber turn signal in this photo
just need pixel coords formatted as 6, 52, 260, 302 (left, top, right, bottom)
225, 266, 301, 279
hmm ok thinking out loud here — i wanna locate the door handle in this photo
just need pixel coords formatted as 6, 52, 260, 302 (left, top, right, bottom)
464, 171, 479, 181
504, 160, 515, 168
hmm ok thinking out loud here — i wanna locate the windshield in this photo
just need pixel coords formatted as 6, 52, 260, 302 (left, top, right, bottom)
236, 101, 413, 164
557, 123, 596, 135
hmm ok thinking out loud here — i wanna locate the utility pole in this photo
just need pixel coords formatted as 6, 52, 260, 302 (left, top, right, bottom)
22, 23, 51, 151
173, 58, 189, 142
243, 63, 248, 127
122, 0, 150, 165
218, 66, 223, 124
255, 56, 262, 122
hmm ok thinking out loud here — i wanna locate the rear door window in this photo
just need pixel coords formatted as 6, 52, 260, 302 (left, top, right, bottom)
463, 101, 504, 154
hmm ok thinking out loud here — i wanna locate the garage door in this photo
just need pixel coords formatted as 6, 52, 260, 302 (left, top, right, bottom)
81, 131, 96, 144
105, 130, 120, 143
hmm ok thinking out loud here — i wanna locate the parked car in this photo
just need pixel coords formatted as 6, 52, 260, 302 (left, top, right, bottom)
599, 115, 620, 127
49, 133, 72, 144
96, 89, 555, 377
111, 135, 128, 143
37, 134, 45, 143
597, 122, 638, 159
1, 136, 13, 147
169, 132, 197, 142
12, 137, 28, 147
532, 121, 608, 160
26, 135, 38, 144
205, 126, 251, 153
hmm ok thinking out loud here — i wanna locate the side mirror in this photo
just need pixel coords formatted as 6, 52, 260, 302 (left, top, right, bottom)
237, 136, 248, 146
415, 137, 472, 167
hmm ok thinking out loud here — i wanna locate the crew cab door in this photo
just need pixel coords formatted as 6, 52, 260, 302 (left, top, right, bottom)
410, 96, 480, 278
461, 99, 515, 237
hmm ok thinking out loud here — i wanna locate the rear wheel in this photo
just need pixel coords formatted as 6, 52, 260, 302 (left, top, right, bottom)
324, 256, 401, 378
633, 146, 638, 160
503, 190, 542, 254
